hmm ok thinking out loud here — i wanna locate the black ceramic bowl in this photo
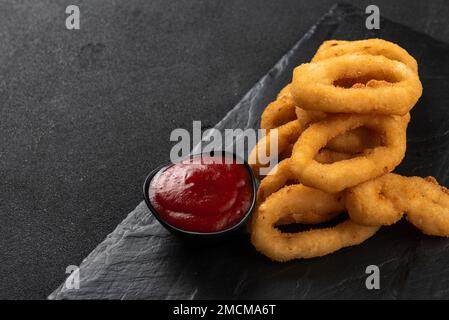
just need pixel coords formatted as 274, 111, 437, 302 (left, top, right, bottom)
142, 152, 257, 239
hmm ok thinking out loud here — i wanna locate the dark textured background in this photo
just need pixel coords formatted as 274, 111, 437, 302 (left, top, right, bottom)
1, 0, 448, 300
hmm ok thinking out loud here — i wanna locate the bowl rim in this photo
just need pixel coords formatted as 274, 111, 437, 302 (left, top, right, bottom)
142, 151, 257, 237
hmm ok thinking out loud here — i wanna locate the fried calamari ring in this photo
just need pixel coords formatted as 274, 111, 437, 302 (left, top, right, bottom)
253, 103, 331, 178
291, 54, 422, 115
251, 184, 379, 261
255, 160, 323, 225
256, 152, 353, 203
289, 113, 409, 193
346, 174, 449, 236
260, 88, 297, 129
249, 120, 300, 178
312, 39, 418, 73
295, 107, 381, 154
255, 83, 382, 176
249, 122, 354, 179
257, 159, 295, 204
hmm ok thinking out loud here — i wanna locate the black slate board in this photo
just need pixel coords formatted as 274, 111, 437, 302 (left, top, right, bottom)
49, 3, 449, 299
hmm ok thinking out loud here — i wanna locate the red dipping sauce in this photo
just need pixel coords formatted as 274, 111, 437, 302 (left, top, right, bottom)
149, 155, 254, 233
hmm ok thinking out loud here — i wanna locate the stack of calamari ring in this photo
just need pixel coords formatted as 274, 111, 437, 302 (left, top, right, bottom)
249, 39, 449, 262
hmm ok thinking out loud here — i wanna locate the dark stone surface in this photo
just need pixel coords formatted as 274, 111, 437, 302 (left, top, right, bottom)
48, 4, 449, 299
1, 0, 449, 299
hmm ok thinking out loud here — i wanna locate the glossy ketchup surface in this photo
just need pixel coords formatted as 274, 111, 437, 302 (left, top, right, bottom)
149, 155, 253, 233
